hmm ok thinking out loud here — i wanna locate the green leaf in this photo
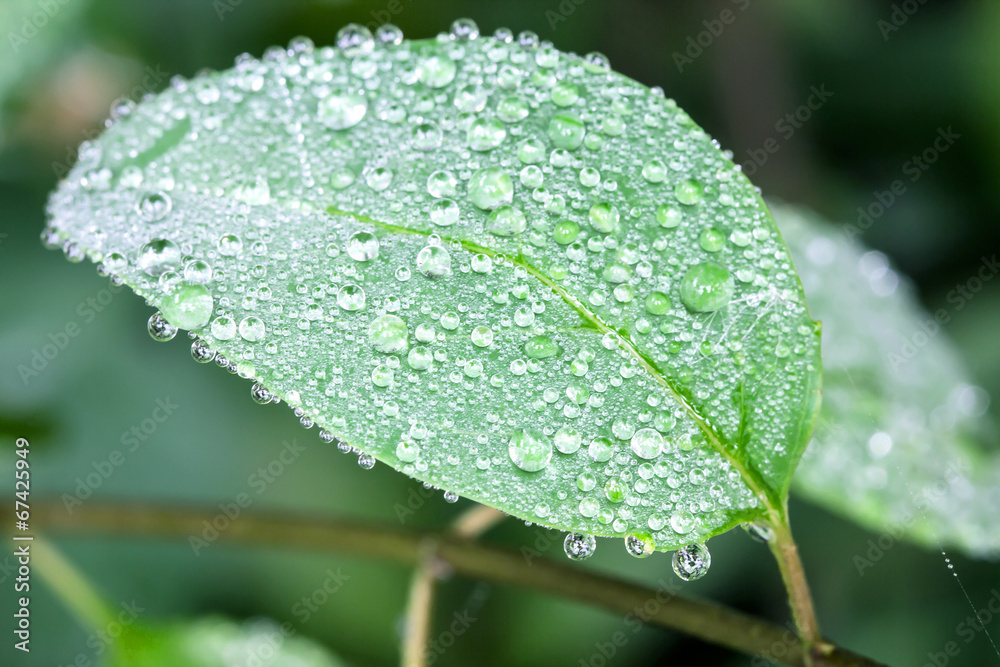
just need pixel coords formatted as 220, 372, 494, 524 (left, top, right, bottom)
776, 203, 1000, 557
108, 617, 347, 667
44, 26, 821, 551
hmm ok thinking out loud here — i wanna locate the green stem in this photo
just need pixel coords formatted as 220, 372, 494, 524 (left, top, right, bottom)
30, 537, 114, 633
767, 506, 834, 666
400, 505, 506, 667
33, 500, 883, 667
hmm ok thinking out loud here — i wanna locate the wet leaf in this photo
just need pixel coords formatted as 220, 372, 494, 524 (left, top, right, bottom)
777, 204, 1000, 557
44, 25, 821, 551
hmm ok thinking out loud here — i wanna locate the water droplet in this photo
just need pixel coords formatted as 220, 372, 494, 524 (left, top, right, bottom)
680, 262, 734, 312
468, 167, 513, 210
336, 23, 374, 57
497, 95, 530, 122
698, 228, 725, 252
137, 192, 171, 222
147, 312, 177, 342
427, 170, 458, 198
524, 335, 559, 359
471, 326, 493, 347
160, 282, 214, 329
588, 437, 613, 462
604, 478, 627, 503
672, 543, 711, 581
396, 441, 420, 462
644, 291, 671, 315
625, 533, 655, 558
674, 178, 704, 205
429, 199, 459, 227
347, 232, 380, 261
467, 117, 506, 151
238, 316, 266, 342
319, 90, 368, 130
217, 234, 243, 256
450, 18, 479, 41
554, 426, 582, 454
630, 428, 664, 459
508, 428, 553, 472
656, 204, 682, 229
564, 533, 597, 560
337, 283, 366, 311
589, 202, 619, 233
407, 347, 432, 370
485, 205, 526, 236
191, 340, 215, 363
374, 23, 403, 45
669, 511, 694, 535
137, 239, 181, 276
641, 160, 667, 183
211, 315, 236, 341
547, 112, 586, 150
251, 383, 274, 404
416, 245, 451, 277
551, 82, 579, 107
358, 453, 376, 470
368, 314, 408, 353
417, 54, 457, 88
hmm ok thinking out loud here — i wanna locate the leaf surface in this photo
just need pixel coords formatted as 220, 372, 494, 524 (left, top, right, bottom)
45, 28, 821, 550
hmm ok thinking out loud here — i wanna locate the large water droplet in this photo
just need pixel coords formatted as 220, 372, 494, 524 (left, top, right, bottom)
368, 314, 408, 353
337, 284, 366, 311
238, 316, 266, 342
416, 245, 451, 277
467, 117, 506, 151
625, 533, 655, 558
680, 262, 734, 312
524, 335, 559, 359
563, 533, 597, 560
468, 167, 513, 210
137, 239, 181, 276
630, 428, 664, 460
674, 178, 704, 205
336, 23, 374, 57
147, 312, 177, 342
672, 543, 711, 581
160, 282, 214, 329
547, 112, 586, 150
319, 90, 368, 130
347, 232, 380, 261
417, 54, 457, 88
485, 205, 526, 236
508, 428, 553, 472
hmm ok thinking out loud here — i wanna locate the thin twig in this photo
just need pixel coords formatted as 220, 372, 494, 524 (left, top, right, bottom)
400, 504, 507, 667
31, 501, 884, 667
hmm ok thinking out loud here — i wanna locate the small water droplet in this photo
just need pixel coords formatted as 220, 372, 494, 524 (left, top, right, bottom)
319, 90, 368, 130
468, 167, 513, 210
148, 312, 177, 342
347, 232, 380, 261
625, 533, 655, 558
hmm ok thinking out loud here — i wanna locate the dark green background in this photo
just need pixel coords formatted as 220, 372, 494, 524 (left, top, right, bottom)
2, 1, 999, 665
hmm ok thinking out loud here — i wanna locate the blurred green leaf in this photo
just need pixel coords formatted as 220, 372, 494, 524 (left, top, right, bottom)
45, 28, 821, 551
777, 203, 1000, 558
109, 617, 347, 667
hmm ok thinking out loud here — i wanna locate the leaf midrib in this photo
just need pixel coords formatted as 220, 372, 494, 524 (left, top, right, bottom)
325, 203, 778, 512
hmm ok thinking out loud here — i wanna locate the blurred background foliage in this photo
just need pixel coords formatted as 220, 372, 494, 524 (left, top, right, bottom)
1, 1, 998, 665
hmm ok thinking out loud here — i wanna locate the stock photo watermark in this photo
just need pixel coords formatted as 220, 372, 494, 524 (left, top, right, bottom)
887, 254, 998, 374
60, 397, 180, 513
742, 84, 834, 177
188, 439, 307, 555
672, 0, 752, 73
843, 126, 960, 242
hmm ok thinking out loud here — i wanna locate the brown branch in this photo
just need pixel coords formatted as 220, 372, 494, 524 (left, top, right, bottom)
31, 501, 884, 667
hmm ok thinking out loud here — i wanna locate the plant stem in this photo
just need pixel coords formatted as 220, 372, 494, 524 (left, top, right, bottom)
768, 507, 830, 665
401, 541, 438, 667
30, 537, 114, 633
400, 505, 507, 667
33, 501, 883, 667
